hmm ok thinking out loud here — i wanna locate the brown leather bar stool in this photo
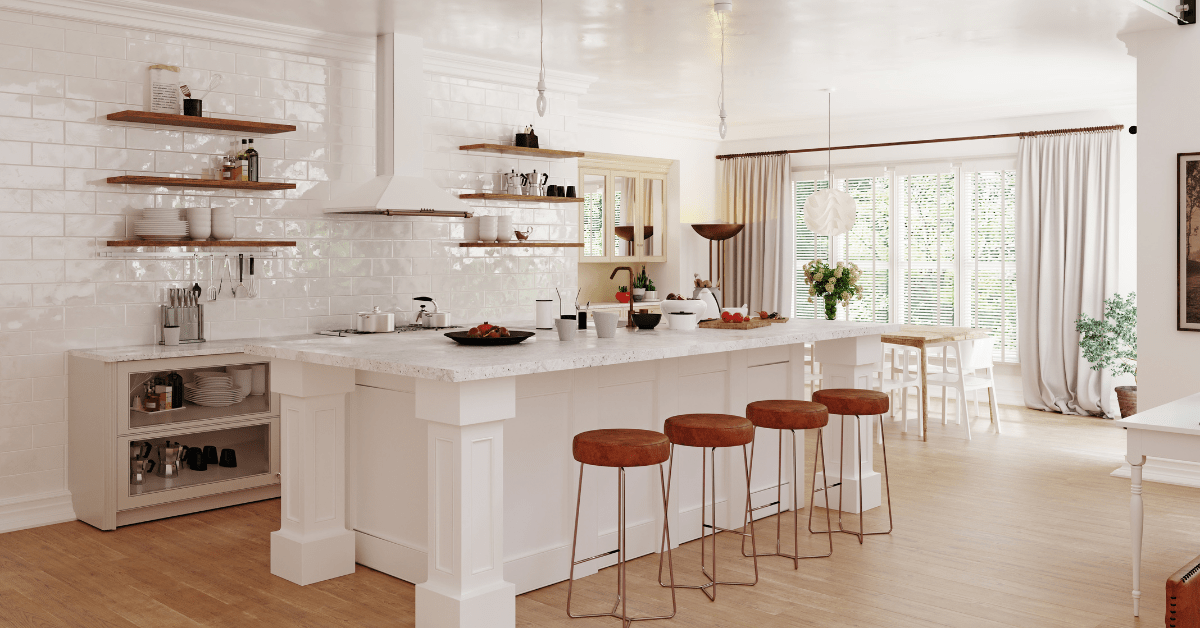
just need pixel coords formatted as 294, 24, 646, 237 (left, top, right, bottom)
741, 400, 833, 568
656, 414, 757, 601
568, 429, 676, 624
811, 388, 893, 544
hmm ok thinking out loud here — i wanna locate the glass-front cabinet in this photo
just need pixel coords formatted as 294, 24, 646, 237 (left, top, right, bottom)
579, 153, 671, 263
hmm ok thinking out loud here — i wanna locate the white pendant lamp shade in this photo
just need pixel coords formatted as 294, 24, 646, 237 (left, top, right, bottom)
803, 189, 856, 237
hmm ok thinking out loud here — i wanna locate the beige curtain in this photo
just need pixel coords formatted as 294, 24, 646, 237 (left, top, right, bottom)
720, 153, 793, 315
1016, 130, 1120, 417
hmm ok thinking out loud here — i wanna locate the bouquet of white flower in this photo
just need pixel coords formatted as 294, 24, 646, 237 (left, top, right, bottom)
801, 259, 863, 320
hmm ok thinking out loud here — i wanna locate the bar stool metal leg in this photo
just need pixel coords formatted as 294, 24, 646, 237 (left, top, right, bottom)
657, 444, 758, 601
568, 461, 676, 624
831, 414, 894, 544
742, 428, 832, 567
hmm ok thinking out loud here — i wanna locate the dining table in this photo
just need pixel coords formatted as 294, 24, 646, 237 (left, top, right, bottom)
880, 324, 992, 441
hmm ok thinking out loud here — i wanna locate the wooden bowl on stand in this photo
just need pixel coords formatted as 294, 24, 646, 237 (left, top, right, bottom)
691, 223, 744, 289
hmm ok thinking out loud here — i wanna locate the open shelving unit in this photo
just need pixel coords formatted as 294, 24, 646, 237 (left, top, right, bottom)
106, 111, 297, 134
105, 240, 297, 248
106, 176, 295, 191
459, 241, 583, 248
458, 193, 582, 203
458, 143, 585, 159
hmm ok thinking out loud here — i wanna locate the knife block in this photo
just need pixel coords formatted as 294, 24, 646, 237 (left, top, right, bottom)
160, 305, 205, 344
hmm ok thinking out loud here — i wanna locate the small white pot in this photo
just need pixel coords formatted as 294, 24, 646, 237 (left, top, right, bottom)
667, 313, 698, 331
162, 326, 181, 346
644, 291, 658, 301
632, 288, 646, 302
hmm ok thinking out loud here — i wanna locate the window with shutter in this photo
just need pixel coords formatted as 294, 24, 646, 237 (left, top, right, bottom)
841, 177, 890, 322
965, 170, 1019, 362
899, 173, 956, 326
793, 180, 830, 319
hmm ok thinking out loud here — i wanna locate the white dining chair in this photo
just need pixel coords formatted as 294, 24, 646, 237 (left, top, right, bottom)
924, 337, 1001, 440
870, 344, 924, 438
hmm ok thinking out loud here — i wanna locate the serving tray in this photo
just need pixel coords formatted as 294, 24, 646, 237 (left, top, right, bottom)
698, 318, 773, 330
444, 330, 535, 346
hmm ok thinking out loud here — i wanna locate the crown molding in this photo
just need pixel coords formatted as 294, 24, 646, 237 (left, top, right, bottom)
576, 109, 718, 142
0, 0, 374, 61
422, 49, 595, 95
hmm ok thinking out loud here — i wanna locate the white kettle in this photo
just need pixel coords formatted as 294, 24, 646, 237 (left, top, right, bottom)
696, 288, 721, 321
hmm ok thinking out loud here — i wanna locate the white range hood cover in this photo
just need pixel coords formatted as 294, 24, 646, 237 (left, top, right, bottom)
325, 33, 471, 214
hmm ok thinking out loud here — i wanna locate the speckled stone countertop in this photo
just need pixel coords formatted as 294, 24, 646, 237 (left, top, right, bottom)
71, 320, 899, 382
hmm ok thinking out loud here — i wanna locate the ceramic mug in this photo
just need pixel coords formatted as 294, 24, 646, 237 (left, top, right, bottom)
593, 311, 618, 338
554, 318, 577, 341
479, 216, 498, 242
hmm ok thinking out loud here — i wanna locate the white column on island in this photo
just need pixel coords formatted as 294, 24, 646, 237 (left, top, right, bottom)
270, 360, 357, 585
813, 335, 883, 513
414, 377, 517, 628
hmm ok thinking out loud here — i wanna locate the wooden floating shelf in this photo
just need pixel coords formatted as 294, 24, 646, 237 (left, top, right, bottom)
459, 241, 583, 248
326, 209, 473, 218
458, 193, 582, 203
106, 110, 297, 134
107, 176, 296, 191
106, 240, 297, 248
458, 144, 585, 159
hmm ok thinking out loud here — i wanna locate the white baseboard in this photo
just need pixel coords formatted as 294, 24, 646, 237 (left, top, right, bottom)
0, 491, 76, 534
1110, 458, 1200, 488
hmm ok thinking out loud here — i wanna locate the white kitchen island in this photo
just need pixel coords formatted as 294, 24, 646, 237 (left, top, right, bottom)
239, 319, 897, 628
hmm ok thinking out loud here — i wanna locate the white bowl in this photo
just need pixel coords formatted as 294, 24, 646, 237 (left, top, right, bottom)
660, 299, 708, 317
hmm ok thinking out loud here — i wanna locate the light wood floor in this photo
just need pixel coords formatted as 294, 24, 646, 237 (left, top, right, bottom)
1, 405, 1195, 627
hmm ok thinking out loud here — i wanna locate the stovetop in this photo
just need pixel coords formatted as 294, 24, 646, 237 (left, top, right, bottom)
316, 324, 463, 337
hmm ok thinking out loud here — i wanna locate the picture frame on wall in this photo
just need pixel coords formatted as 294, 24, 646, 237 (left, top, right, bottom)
1178, 152, 1200, 330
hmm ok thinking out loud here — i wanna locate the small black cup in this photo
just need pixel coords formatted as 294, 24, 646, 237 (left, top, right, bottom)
183, 98, 202, 117
565, 185, 577, 198
577, 311, 587, 330
203, 445, 219, 464
553, 185, 564, 197
219, 448, 237, 468
514, 133, 529, 147
187, 448, 207, 471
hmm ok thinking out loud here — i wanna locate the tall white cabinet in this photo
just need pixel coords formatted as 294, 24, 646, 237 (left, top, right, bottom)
578, 153, 672, 264
68, 351, 281, 530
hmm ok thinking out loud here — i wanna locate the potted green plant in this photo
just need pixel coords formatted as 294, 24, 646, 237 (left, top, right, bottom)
801, 259, 863, 319
632, 266, 653, 302
1075, 292, 1137, 417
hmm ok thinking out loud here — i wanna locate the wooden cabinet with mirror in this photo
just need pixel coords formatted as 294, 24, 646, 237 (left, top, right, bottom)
578, 153, 670, 263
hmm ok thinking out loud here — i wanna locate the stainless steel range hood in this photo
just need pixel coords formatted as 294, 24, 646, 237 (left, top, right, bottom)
325, 34, 473, 218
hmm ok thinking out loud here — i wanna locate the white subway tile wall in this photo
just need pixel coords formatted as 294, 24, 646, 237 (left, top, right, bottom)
0, 11, 580, 503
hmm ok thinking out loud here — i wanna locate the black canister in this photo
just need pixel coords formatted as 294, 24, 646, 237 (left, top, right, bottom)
167, 371, 184, 409
577, 311, 587, 330
515, 133, 529, 147
183, 99, 202, 117
527, 127, 539, 148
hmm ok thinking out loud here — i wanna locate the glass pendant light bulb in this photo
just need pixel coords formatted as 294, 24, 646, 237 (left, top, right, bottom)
536, 79, 547, 117
719, 114, 727, 139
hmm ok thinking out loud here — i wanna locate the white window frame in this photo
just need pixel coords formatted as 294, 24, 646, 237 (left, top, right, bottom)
791, 156, 1018, 361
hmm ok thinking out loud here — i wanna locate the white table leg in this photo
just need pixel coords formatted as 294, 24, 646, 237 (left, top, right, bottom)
813, 335, 882, 513
1128, 453, 1146, 617
415, 377, 517, 628
270, 360, 357, 585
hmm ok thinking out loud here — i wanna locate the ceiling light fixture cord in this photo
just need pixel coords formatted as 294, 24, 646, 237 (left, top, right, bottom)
827, 90, 831, 182
536, 0, 548, 116
718, 12, 727, 138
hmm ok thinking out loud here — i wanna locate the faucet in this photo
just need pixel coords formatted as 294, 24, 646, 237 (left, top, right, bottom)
610, 266, 635, 328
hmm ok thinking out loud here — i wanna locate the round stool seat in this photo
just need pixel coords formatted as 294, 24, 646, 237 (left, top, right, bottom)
812, 389, 889, 416
573, 429, 670, 468
663, 414, 754, 448
746, 400, 829, 430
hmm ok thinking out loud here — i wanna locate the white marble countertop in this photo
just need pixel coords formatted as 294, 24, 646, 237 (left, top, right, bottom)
70, 320, 899, 382
244, 319, 898, 382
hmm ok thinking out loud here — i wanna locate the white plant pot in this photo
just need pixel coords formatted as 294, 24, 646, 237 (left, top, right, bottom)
644, 291, 658, 301
632, 288, 646, 302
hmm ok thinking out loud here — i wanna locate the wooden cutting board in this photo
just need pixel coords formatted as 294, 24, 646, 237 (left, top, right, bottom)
698, 318, 773, 330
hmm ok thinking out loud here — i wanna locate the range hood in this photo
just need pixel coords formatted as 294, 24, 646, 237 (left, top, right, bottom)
325, 34, 473, 218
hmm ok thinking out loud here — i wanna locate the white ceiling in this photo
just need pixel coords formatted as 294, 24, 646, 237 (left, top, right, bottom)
141, 0, 1168, 134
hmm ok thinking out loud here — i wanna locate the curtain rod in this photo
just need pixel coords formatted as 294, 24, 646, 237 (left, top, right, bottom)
714, 124, 1126, 160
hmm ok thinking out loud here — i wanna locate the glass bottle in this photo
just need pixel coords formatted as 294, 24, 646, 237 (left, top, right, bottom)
238, 139, 249, 181
245, 139, 259, 182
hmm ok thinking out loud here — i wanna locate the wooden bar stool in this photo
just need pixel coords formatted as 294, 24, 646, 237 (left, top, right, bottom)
656, 414, 757, 601
568, 429, 676, 625
811, 389, 894, 544
741, 400, 833, 568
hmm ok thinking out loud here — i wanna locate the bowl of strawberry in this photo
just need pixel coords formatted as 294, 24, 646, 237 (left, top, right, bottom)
445, 322, 535, 346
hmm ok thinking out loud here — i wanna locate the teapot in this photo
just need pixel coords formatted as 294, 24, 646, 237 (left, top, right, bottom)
130, 458, 155, 485
157, 441, 186, 479
522, 170, 549, 196
503, 169, 522, 195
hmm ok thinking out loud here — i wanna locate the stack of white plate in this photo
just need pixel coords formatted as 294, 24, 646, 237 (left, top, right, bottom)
135, 209, 189, 240
184, 372, 248, 407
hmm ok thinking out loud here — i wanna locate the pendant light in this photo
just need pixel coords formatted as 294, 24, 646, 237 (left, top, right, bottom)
803, 89, 856, 237
715, 0, 730, 138
536, 0, 548, 116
